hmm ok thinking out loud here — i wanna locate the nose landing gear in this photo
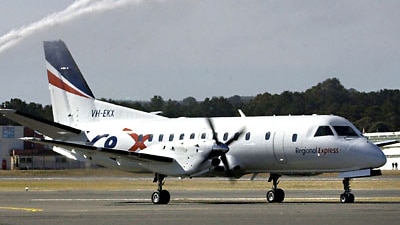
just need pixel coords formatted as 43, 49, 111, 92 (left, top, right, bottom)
340, 178, 354, 203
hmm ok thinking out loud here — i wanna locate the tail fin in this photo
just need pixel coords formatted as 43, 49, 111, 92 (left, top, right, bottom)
44, 40, 164, 128
44, 40, 95, 99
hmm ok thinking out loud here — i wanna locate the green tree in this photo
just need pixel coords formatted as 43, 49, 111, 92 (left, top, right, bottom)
2, 78, 400, 131
148, 95, 165, 112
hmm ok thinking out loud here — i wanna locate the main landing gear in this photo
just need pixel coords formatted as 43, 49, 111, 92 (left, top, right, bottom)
340, 178, 354, 203
264, 174, 356, 204
266, 174, 285, 203
151, 173, 170, 204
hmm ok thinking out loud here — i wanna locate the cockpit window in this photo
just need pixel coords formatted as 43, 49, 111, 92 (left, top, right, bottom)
314, 126, 334, 137
333, 126, 359, 137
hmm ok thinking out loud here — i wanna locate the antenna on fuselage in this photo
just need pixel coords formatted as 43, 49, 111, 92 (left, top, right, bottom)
238, 109, 246, 117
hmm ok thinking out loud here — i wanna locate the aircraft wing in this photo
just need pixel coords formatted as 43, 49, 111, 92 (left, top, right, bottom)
23, 137, 174, 164
0, 109, 82, 139
374, 140, 399, 147
0, 109, 175, 169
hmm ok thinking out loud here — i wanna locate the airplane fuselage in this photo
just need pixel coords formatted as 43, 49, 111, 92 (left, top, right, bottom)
81, 114, 386, 178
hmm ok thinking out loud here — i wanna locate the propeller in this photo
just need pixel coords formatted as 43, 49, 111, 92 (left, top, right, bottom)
205, 118, 245, 175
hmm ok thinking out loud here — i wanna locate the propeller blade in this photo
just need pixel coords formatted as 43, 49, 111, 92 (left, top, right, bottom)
220, 154, 230, 172
206, 118, 221, 144
225, 127, 245, 146
221, 154, 236, 177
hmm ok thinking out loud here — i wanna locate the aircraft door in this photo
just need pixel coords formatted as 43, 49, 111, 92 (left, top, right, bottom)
272, 131, 287, 164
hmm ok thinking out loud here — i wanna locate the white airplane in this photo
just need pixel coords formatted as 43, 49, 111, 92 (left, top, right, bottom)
0, 40, 388, 204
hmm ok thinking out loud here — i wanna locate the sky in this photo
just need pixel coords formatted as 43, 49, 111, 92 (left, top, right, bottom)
0, 0, 399, 105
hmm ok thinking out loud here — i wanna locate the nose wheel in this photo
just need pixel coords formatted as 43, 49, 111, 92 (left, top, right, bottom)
340, 178, 354, 203
266, 174, 285, 203
152, 173, 170, 204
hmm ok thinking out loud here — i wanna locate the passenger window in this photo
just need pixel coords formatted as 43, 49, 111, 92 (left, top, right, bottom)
245, 132, 251, 141
223, 133, 229, 141
333, 126, 359, 137
148, 134, 153, 142
233, 132, 240, 140
169, 134, 174, 141
265, 132, 271, 140
179, 133, 185, 140
201, 133, 207, 139
190, 133, 195, 139
138, 134, 143, 142
314, 126, 334, 137
292, 134, 298, 142
158, 134, 164, 142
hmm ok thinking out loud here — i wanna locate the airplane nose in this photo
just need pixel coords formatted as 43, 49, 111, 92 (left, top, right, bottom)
349, 139, 386, 169
361, 142, 387, 168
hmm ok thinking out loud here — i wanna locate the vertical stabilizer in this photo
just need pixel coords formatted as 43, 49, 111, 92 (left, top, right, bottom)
44, 40, 164, 128
44, 40, 95, 99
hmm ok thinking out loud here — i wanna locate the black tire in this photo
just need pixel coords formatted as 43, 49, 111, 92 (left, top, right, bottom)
151, 190, 171, 204
275, 188, 285, 203
266, 189, 285, 203
160, 190, 171, 204
348, 193, 355, 203
340, 193, 355, 203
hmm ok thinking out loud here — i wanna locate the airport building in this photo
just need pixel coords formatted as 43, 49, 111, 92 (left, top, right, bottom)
0, 126, 85, 170
0, 126, 23, 169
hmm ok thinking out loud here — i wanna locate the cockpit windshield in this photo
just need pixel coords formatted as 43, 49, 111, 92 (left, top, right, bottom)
333, 126, 359, 137
314, 126, 334, 137
314, 125, 360, 137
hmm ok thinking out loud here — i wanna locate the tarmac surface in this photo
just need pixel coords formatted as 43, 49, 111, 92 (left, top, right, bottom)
1, 188, 400, 225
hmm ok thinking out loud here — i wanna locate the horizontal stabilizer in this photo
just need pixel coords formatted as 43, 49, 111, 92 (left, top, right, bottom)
0, 109, 82, 139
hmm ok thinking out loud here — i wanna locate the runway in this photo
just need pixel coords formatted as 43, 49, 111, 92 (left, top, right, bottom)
1, 189, 400, 225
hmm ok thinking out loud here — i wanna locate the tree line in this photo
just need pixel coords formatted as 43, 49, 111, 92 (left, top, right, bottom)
1, 78, 399, 132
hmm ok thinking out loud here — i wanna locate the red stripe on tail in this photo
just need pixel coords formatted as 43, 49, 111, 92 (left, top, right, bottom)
47, 70, 90, 98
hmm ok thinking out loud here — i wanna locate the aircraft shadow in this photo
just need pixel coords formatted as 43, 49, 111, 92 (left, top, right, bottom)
117, 200, 400, 205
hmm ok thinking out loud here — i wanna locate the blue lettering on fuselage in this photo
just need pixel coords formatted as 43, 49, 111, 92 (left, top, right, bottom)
104, 136, 117, 148
90, 134, 117, 148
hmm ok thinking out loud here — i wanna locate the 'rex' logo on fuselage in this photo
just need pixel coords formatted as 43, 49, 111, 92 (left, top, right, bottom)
89, 128, 151, 152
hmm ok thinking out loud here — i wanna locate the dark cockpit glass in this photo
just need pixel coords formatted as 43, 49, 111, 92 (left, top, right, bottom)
314, 126, 334, 137
333, 126, 359, 137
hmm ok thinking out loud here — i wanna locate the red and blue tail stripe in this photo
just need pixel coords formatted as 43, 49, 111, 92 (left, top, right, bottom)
44, 40, 95, 99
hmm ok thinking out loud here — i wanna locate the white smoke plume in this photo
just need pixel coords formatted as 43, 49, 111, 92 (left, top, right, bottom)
0, 0, 142, 54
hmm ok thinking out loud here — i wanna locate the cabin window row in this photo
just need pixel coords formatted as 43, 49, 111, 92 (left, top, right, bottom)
135, 131, 301, 143
137, 131, 275, 143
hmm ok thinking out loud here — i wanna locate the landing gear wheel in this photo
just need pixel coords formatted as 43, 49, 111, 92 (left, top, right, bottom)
151, 191, 161, 204
152, 174, 171, 205
340, 178, 355, 203
340, 193, 354, 203
151, 190, 170, 204
160, 190, 170, 204
266, 188, 285, 203
266, 174, 285, 203
266, 190, 275, 203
